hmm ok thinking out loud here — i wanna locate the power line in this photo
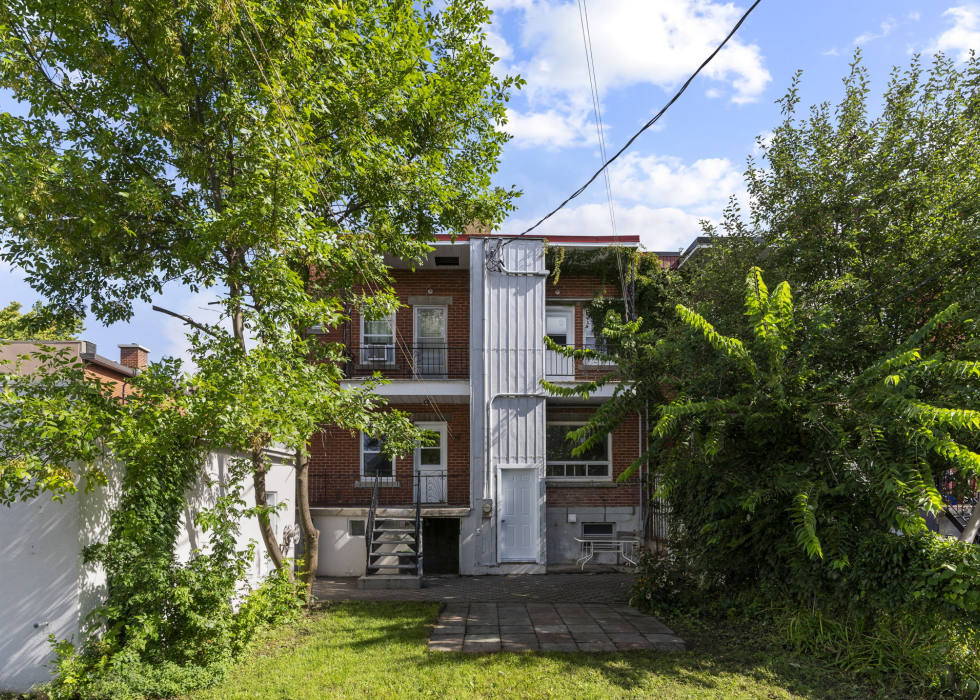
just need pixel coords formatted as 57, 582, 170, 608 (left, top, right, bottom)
577, 0, 633, 321
515, 0, 763, 238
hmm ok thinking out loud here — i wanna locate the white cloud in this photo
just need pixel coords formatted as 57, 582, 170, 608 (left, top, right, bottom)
854, 16, 897, 45
909, 11, 921, 21
501, 202, 709, 252
500, 0, 770, 148
504, 105, 596, 149
609, 153, 744, 208
925, 6, 980, 61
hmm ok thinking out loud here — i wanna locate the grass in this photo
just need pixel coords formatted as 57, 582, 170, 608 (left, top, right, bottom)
183, 602, 926, 700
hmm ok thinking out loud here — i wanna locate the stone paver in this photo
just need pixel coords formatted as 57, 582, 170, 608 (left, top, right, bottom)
313, 572, 635, 603
426, 603, 688, 654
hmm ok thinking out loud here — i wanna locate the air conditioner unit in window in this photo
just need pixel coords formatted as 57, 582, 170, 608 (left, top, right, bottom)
363, 346, 392, 363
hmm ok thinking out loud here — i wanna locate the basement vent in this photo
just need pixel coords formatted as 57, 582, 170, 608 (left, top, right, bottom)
434, 256, 460, 266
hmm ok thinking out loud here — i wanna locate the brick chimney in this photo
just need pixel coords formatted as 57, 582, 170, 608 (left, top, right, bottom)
118, 343, 150, 371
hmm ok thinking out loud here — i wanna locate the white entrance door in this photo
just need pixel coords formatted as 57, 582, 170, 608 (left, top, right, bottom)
415, 422, 447, 503
499, 468, 537, 561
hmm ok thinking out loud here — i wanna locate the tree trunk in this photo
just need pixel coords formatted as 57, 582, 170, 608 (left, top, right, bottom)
295, 446, 320, 601
959, 502, 980, 544
252, 445, 292, 580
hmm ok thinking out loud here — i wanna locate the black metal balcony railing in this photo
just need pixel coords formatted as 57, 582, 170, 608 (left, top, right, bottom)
309, 471, 461, 508
344, 344, 468, 380
545, 344, 618, 379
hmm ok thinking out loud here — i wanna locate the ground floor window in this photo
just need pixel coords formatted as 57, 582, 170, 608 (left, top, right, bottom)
582, 522, 615, 538
545, 422, 610, 479
362, 432, 393, 478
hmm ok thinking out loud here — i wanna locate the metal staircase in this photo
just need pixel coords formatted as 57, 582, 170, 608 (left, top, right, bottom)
937, 472, 979, 544
358, 473, 424, 588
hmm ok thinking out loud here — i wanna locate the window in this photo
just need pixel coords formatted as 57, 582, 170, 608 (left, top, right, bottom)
348, 519, 366, 537
582, 522, 615, 539
361, 432, 393, 478
583, 314, 613, 366
434, 256, 459, 266
545, 423, 611, 479
361, 311, 395, 363
546, 307, 572, 346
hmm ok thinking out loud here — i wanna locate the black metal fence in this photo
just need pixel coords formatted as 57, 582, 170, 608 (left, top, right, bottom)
344, 345, 468, 379
936, 471, 978, 544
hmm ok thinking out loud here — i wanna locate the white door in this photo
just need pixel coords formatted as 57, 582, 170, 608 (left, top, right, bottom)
415, 422, 447, 503
545, 307, 575, 378
499, 468, 537, 561
414, 306, 447, 377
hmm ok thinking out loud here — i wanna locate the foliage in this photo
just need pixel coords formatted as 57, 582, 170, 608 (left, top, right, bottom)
607, 269, 980, 693
0, 1, 517, 693
0, 301, 83, 341
703, 51, 980, 369
0, 0, 518, 595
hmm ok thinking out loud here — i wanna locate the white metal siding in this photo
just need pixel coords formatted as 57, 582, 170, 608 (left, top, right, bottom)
487, 238, 547, 467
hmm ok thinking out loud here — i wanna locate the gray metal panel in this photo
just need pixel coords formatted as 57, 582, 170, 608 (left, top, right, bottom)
487, 239, 546, 467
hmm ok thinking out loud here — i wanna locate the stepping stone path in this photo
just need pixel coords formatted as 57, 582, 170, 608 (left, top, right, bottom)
428, 602, 688, 653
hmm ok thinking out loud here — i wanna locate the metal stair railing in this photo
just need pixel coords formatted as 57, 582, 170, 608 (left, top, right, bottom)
364, 472, 381, 575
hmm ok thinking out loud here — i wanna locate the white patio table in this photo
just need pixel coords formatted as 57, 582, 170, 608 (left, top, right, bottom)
574, 536, 640, 569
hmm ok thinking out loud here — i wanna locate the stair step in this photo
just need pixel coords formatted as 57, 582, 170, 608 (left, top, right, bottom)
374, 528, 415, 533
369, 551, 418, 558
367, 563, 421, 570
371, 540, 418, 547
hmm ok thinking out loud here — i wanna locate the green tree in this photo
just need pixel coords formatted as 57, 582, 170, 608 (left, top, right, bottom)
0, 301, 83, 340
0, 0, 517, 692
704, 52, 980, 368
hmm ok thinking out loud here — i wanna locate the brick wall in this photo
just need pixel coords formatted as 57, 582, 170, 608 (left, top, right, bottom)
83, 365, 130, 399
545, 409, 641, 508
316, 269, 470, 376
309, 402, 470, 507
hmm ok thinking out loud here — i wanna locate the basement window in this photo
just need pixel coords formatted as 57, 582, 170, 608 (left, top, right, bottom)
348, 519, 366, 537
582, 522, 615, 539
434, 256, 460, 266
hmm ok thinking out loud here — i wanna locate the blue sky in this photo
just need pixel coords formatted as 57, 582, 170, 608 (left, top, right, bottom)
2, 0, 977, 363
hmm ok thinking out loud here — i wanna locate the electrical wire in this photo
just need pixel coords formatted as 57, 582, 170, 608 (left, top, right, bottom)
577, 0, 633, 321
514, 0, 764, 238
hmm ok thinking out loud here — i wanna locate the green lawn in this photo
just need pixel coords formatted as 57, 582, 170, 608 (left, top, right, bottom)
184, 602, 923, 700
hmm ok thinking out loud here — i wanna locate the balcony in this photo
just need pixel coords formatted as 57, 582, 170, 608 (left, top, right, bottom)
309, 471, 468, 508
545, 344, 618, 381
344, 344, 469, 380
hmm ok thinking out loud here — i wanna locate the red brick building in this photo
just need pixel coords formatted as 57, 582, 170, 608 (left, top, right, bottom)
308, 235, 673, 580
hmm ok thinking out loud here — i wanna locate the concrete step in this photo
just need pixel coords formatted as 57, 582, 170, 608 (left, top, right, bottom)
357, 573, 423, 590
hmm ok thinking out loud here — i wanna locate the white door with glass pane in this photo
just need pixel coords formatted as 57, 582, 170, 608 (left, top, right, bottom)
545, 307, 575, 378
414, 306, 447, 377
362, 312, 395, 364
499, 468, 537, 561
414, 422, 447, 503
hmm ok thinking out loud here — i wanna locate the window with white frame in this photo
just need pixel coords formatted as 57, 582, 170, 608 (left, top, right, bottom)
361, 432, 393, 478
582, 522, 615, 539
583, 313, 614, 366
360, 311, 395, 363
545, 422, 610, 479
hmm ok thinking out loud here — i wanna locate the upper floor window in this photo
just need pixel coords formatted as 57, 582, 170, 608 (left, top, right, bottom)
361, 311, 395, 364
362, 432, 393, 478
545, 422, 610, 479
546, 307, 572, 346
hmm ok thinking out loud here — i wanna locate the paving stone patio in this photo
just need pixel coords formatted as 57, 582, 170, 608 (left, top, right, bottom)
428, 602, 688, 653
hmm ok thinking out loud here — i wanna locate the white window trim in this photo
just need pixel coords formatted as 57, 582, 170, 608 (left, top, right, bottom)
545, 421, 612, 480
359, 309, 396, 365
360, 431, 395, 481
413, 421, 447, 471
